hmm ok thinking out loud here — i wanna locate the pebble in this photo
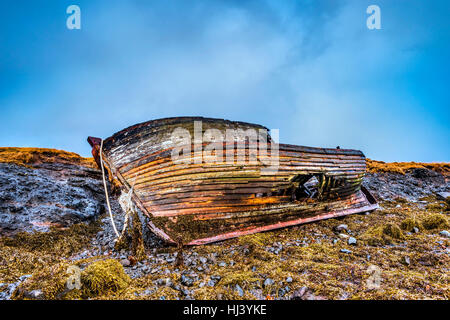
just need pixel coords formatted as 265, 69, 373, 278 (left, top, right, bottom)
235, 284, 244, 297
286, 277, 293, 283
218, 262, 227, 267
439, 230, 450, 238
264, 278, 274, 286
413, 227, 419, 233
29, 289, 44, 299
207, 280, 216, 287
180, 275, 194, 287
335, 224, 348, 232
348, 237, 357, 245
404, 256, 411, 266
436, 192, 450, 200
340, 249, 352, 254
120, 259, 131, 267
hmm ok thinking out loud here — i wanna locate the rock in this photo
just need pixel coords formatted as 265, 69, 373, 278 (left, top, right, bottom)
207, 280, 216, 287
29, 289, 43, 299
411, 168, 444, 183
436, 192, 450, 201
120, 259, 131, 267
335, 224, 348, 232
235, 284, 244, 297
180, 275, 194, 287
348, 237, 357, 245
264, 278, 274, 287
218, 262, 227, 267
439, 230, 450, 238
286, 276, 293, 283
362, 168, 445, 202
340, 249, 352, 254
339, 233, 349, 239
413, 227, 420, 233
403, 256, 411, 266
290, 286, 307, 300
0, 153, 105, 236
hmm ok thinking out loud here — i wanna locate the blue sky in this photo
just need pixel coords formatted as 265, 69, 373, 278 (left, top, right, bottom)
0, 0, 449, 161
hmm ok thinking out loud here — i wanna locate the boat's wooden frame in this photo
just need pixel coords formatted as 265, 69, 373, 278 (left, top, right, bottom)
88, 117, 378, 245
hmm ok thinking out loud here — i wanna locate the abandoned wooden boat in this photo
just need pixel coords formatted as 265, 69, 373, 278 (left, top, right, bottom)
88, 117, 378, 245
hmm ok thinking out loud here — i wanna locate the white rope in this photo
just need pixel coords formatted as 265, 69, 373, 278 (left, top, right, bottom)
118, 186, 134, 239
99, 139, 120, 238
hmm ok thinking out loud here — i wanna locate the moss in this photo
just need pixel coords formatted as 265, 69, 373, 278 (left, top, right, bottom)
1, 220, 102, 257
11, 258, 130, 300
151, 286, 180, 300
366, 159, 450, 175
220, 270, 259, 287
130, 210, 146, 261
362, 223, 405, 246
421, 214, 449, 230
12, 262, 72, 300
400, 218, 422, 232
426, 202, 445, 212
81, 259, 130, 298
237, 232, 274, 247
383, 223, 405, 239
0, 147, 96, 169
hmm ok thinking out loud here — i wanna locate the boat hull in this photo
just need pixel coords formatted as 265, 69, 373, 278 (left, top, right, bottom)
88, 117, 378, 245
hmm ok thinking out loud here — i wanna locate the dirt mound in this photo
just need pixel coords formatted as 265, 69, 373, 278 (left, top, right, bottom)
0, 147, 96, 169
366, 159, 450, 176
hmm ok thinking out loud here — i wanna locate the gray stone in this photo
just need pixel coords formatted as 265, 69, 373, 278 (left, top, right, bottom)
207, 280, 216, 287
286, 277, 293, 283
29, 290, 44, 299
180, 275, 194, 287
290, 286, 307, 300
0, 161, 105, 236
439, 230, 450, 238
235, 284, 244, 297
335, 224, 348, 232
120, 259, 131, 267
264, 278, 274, 286
348, 237, 357, 245
404, 256, 411, 266
436, 192, 450, 200
340, 249, 352, 254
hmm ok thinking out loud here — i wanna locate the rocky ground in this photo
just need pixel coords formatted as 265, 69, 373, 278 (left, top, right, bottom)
0, 148, 449, 300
